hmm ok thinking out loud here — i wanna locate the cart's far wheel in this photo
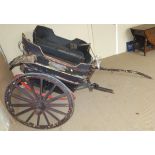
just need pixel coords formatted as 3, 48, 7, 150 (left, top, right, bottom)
5, 73, 74, 129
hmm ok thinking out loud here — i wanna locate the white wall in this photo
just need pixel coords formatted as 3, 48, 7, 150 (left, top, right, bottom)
117, 24, 138, 53
0, 24, 36, 62
91, 24, 116, 58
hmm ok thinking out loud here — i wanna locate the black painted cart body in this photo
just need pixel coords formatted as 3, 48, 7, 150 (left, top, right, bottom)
5, 26, 152, 129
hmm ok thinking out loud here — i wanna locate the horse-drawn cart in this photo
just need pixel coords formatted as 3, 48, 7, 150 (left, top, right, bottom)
4, 25, 152, 129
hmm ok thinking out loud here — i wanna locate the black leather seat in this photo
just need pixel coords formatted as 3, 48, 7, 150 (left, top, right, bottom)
33, 25, 92, 64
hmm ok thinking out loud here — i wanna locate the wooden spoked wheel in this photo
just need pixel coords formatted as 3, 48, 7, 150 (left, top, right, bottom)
5, 73, 74, 129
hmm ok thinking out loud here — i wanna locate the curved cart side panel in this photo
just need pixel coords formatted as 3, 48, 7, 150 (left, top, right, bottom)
22, 33, 44, 57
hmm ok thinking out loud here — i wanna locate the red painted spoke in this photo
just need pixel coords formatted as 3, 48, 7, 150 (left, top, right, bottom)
46, 110, 60, 122
16, 84, 35, 100
40, 78, 43, 95
12, 94, 34, 104
24, 78, 38, 99
44, 85, 56, 100
47, 93, 66, 103
15, 107, 33, 116
26, 111, 35, 123
48, 107, 67, 115
43, 112, 50, 126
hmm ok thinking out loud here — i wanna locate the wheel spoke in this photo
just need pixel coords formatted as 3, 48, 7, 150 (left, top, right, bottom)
26, 111, 35, 122
16, 84, 35, 100
44, 85, 56, 100
12, 103, 32, 107
43, 112, 50, 125
47, 93, 66, 103
37, 114, 41, 126
12, 94, 34, 103
48, 107, 67, 115
46, 110, 60, 122
15, 107, 33, 116
47, 103, 69, 107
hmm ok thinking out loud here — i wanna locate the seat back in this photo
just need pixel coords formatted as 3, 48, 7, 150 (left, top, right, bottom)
33, 25, 55, 42
33, 25, 70, 46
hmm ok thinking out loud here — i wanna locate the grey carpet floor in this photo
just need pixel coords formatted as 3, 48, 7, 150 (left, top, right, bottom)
1, 51, 155, 130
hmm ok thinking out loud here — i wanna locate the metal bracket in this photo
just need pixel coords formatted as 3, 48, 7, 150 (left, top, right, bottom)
89, 83, 114, 94
76, 82, 114, 94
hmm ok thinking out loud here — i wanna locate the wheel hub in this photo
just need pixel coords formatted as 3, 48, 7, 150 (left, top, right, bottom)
35, 99, 46, 110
